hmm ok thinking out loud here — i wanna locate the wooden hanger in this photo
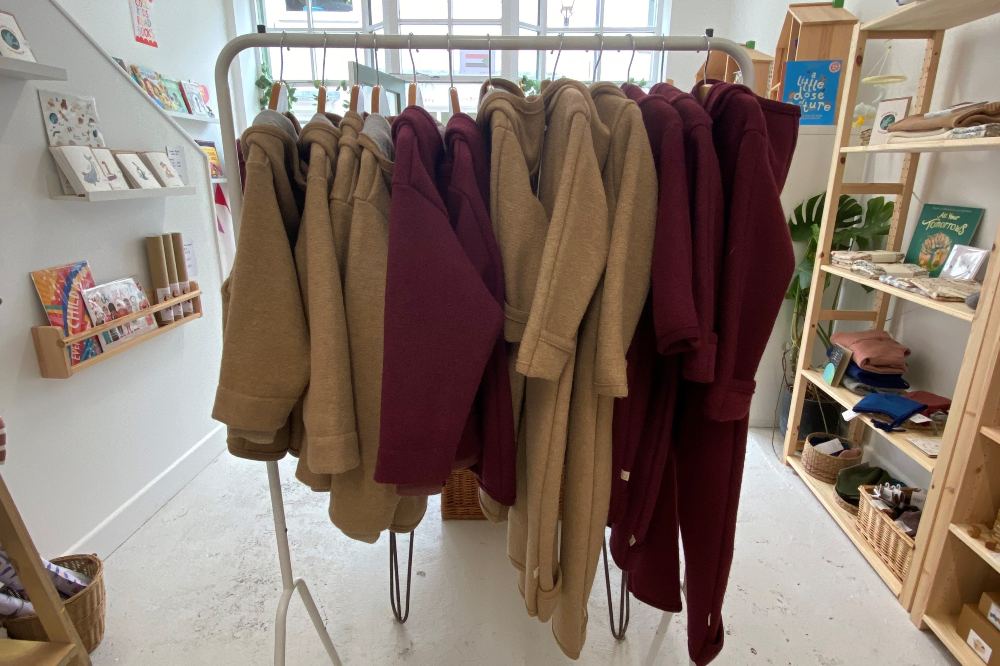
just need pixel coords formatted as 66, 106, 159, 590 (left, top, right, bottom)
317, 33, 328, 114
447, 33, 459, 114
371, 33, 382, 115
349, 32, 361, 113
407, 33, 419, 107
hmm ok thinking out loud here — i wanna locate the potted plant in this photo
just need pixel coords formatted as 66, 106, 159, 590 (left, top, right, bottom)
777, 192, 894, 437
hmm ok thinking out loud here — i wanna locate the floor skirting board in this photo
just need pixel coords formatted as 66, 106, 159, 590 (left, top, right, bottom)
64, 425, 226, 558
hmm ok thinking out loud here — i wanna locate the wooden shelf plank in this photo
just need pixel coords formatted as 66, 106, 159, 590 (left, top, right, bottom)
800, 368, 938, 473
982, 426, 1000, 445
841, 136, 1000, 154
788, 456, 904, 596
163, 109, 220, 124
67, 313, 202, 377
924, 613, 984, 666
0, 57, 67, 81
863, 0, 1000, 32
53, 186, 196, 202
950, 523, 1000, 575
0, 639, 76, 666
821, 264, 976, 322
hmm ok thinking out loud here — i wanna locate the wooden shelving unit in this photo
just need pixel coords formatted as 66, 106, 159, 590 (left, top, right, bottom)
781, 6, 1000, 659
0, 57, 67, 81
769, 3, 857, 103
53, 186, 196, 202
31, 284, 202, 379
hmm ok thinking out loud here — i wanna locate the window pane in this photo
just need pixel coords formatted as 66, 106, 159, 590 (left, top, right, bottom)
453, 0, 502, 20
369, 0, 382, 24
598, 47, 653, 84
546, 0, 599, 30
262, 0, 310, 29
418, 81, 483, 115
309, 1, 364, 28
603, 0, 657, 28
519, 0, 538, 25
398, 0, 448, 20
552, 48, 595, 81
518, 28, 539, 81
453, 23, 502, 78
314, 48, 351, 85
267, 46, 315, 82
398, 23, 450, 76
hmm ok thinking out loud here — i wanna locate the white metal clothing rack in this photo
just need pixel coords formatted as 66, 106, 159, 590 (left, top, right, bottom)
213, 31, 752, 665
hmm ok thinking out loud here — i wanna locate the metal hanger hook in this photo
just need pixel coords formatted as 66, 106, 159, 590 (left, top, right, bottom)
321, 33, 328, 86
660, 35, 667, 81
593, 33, 604, 81
408, 33, 417, 86
279, 31, 286, 82
446, 33, 455, 89
487, 33, 494, 90
353, 32, 361, 84
626, 33, 636, 82
702, 28, 714, 87
551, 33, 565, 80
372, 32, 380, 86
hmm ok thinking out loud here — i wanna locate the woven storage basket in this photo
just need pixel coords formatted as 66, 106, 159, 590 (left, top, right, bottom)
834, 492, 860, 516
856, 485, 915, 582
802, 432, 861, 483
4, 553, 105, 653
441, 468, 485, 520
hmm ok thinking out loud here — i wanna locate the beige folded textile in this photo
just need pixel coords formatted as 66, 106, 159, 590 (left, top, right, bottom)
908, 277, 980, 301
888, 101, 1000, 132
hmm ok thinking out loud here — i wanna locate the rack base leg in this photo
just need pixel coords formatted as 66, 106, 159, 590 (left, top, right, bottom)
267, 461, 341, 666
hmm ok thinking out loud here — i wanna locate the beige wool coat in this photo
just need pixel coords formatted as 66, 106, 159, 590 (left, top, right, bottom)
213, 110, 309, 460
550, 84, 657, 658
325, 115, 426, 542
511, 78, 612, 622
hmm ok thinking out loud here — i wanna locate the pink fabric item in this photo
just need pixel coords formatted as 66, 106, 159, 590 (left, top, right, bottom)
830, 329, 910, 375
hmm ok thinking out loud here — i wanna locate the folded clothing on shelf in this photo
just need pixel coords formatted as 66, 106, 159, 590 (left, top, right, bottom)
838, 359, 910, 396
831, 250, 904, 266
831, 329, 910, 375
835, 463, 895, 508
850, 260, 927, 278
903, 390, 951, 416
907, 277, 981, 301
887, 122, 1000, 143
853, 392, 927, 431
887, 100, 1000, 133
842, 376, 909, 396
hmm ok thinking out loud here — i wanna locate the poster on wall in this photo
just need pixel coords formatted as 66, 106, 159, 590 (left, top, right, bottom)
782, 59, 842, 125
130, 0, 157, 48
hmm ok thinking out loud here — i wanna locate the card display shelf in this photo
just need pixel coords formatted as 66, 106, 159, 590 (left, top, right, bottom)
32, 284, 202, 379
163, 109, 220, 124
800, 368, 938, 472
923, 613, 983, 665
841, 137, 1000, 154
950, 523, 1000, 576
787, 456, 904, 596
863, 0, 1000, 31
53, 186, 196, 202
820, 264, 977, 322
0, 57, 67, 81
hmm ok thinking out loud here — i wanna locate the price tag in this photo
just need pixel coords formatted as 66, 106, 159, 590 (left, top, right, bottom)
908, 413, 932, 424
842, 409, 860, 422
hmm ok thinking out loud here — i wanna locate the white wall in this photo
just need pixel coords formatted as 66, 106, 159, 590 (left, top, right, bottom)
664, 0, 734, 89
731, 0, 1000, 488
0, 0, 229, 557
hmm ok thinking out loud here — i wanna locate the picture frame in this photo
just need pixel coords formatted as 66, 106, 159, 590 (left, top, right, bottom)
141, 151, 185, 187
940, 244, 989, 281
0, 11, 35, 62
49, 146, 113, 195
90, 148, 130, 191
115, 152, 161, 189
869, 96, 912, 146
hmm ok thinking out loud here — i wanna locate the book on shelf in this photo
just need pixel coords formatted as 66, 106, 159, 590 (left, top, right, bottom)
196, 140, 224, 178
904, 204, 984, 277
81, 278, 157, 351
29, 261, 101, 365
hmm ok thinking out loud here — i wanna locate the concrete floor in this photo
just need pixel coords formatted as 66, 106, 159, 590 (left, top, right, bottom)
91, 429, 953, 665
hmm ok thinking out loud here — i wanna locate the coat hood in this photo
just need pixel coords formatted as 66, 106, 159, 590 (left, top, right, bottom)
543, 78, 611, 173
445, 113, 490, 206
391, 106, 445, 185
477, 77, 547, 176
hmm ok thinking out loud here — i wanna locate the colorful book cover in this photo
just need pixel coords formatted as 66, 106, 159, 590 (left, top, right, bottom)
30, 261, 101, 365
904, 204, 985, 277
81, 278, 157, 351
182, 81, 215, 118
159, 77, 187, 113
782, 59, 842, 125
196, 140, 223, 177
130, 65, 171, 109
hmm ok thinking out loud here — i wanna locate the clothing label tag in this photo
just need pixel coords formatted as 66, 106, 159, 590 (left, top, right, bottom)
619, 470, 630, 481
967, 628, 993, 662
909, 413, 932, 424
842, 409, 860, 421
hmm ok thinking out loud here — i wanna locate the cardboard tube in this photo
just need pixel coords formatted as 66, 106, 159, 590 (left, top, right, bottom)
170, 232, 194, 315
161, 233, 184, 319
145, 236, 174, 324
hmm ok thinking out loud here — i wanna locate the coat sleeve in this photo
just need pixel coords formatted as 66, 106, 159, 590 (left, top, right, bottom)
212, 143, 310, 460
296, 141, 360, 474
594, 106, 658, 397
516, 110, 610, 380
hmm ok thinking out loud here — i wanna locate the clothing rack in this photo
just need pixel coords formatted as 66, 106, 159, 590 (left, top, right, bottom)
213, 31, 753, 665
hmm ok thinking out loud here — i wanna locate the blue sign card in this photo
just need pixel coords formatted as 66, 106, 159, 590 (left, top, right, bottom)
783, 59, 842, 125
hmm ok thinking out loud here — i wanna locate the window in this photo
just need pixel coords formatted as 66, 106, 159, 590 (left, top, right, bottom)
254, 0, 667, 117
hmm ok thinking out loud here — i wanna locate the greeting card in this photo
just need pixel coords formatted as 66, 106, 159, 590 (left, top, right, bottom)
116, 152, 161, 189
37, 90, 106, 147
82, 278, 157, 351
142, 151, 185, 187
90, 148, 130, 190
0, 12, 35, 61
49, 146, 113, 195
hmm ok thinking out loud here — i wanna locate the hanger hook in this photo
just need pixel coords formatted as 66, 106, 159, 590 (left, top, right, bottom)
626, 34, 636, 82
372, 32, 380, 86
487, 33, 493, 90
593, 33, 604, 82
321, 33, 329, 86
447, 33, 455, 89
353, 32, 360, 85
408, 33, 417, 86
551, 33, 565, 80
702, 28, 714, 88
279, 31, 286, 82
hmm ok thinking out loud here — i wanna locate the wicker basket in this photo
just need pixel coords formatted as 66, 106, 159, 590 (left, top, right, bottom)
441, 468, 485, 520
4, 553, 105, 653
802, 432, 861, 483
856, 485, 915, 582
834, 492, 860, 516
